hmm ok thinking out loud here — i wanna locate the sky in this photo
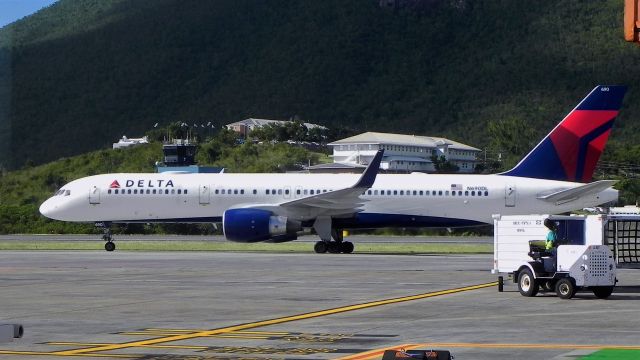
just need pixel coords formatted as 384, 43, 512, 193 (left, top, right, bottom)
0, 0, 58, 28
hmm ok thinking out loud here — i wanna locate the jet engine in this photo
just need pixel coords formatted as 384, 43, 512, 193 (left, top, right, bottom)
223, 208, 301, 242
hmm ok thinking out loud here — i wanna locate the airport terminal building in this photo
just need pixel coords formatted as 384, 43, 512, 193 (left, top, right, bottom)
324, 132, 480, 173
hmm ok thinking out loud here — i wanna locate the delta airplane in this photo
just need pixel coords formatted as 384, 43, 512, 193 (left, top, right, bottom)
40, 85, 626, 253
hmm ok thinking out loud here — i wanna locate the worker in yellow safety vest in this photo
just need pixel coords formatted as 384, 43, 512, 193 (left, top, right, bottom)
544, 218, 558, 251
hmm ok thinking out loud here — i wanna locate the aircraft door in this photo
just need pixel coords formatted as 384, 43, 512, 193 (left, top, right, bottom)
199, 185, 210, 205
89, 186, 100, 204
505, 184, 516, 207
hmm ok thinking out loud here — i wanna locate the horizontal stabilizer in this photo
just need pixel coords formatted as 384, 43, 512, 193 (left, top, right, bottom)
537, 180, 616, 204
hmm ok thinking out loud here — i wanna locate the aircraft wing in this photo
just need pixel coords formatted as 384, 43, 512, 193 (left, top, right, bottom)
537, 180, 617, 204
242, 150, 384, 218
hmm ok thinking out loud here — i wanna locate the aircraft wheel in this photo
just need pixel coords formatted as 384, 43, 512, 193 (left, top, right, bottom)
341, 241, 354, 254
314, 241, 328, 254
556, 278, 576, 299
327, 242, 342, 254
105, 241, 116, 252
518, 268, 538, 297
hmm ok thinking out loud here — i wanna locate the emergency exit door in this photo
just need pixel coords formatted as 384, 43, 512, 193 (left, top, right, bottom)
199, 185, 210, 205
89, 186, 100, 204
505, 184, 516, 207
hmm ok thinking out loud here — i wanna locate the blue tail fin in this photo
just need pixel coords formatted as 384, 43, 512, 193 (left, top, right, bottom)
501, 85, 626, 182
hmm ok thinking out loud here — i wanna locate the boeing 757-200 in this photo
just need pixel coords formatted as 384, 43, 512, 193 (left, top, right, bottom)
40, 85, 626, 253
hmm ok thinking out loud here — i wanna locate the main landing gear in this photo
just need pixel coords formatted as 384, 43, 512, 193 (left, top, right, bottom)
96, 222, 115, 252
312, 217, 354, 254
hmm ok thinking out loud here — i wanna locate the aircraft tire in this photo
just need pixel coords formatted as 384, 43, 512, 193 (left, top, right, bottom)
327, 242, 342, 254
314, 241, 328, 254
105, 242, 116, 252
341, 241, 354, 254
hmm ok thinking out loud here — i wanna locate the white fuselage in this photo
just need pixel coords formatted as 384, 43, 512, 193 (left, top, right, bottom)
39, 172, 617, 228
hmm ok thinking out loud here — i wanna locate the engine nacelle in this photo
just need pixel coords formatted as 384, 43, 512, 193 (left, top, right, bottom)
223, 208, 300, 242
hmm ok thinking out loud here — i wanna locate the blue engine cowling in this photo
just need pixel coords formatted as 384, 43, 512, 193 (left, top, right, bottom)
223, 208, 299, 242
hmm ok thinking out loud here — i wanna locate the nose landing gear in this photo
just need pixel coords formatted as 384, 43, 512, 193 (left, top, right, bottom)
96, 222, 115, 252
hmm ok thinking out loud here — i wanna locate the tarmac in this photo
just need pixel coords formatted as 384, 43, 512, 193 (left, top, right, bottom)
1, 245, 639, 360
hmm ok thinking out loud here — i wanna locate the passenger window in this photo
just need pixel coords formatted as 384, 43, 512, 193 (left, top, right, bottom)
278, 189, 282, 195
222, 189, 226, 194
374, 190, 378, 195
452, 191, 456, 196
165, 189, 169, 194
178, 189, 182, 194
484, 191, 489, 196
296, 189, 301, 195
432, 191, 436, 196
413, 191, 417, 195
285, 189, 289, 195
152, 189, 157, 194
266, 189, 270, 195
253, 189, 257, 194
458, 191, 462, 196
272, 189, 276, 194
240, 189, 244, 194
465, 191, 469, 196
445, 191, 449, 196
127, 189, 132, 194
310, 190, 315, 195
146, 189, 151, 194
171, 189, 175, 194
215, 189, 219, 194
400, 190, 404, 195
419, 191, 423, 195
304, 189, 308, 195
115, 189, 119, 194
234, 189, 238, 194
108, 189, 112, 194
471, 191, 476, 196
438, 191, 443, 196
184, 189, 188, 195
393, 190, 398, 195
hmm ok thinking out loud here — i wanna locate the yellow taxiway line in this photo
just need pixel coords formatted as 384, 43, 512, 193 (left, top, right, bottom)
50, 281, 497, 356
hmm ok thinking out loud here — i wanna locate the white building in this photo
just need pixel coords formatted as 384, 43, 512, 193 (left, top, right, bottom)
327, 132, 480, 173
112, 136, 149, 149
226, 118, 326, 137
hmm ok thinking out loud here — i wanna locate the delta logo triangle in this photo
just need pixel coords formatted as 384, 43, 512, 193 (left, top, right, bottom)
109, 180, 121, 189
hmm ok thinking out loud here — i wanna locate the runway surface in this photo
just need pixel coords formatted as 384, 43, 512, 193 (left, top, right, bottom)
0, 234, 492, 244
1, 248, 639, 360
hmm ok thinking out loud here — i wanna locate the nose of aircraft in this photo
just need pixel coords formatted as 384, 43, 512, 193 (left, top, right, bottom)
39, 197, 66, 220
39, 198, 55, 219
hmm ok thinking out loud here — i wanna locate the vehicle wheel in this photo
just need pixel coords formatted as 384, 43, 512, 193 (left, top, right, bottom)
518, 269, 538, 297
314, 241, 328, 254
341, 241, 354, 254
542, 281, 555, 292
328, 242, 341, 254
105, 242, 116, 252
592, 286, 614, 299
555, 278, 576, 299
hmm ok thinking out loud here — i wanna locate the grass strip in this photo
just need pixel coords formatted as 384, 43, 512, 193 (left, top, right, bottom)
0, 241, 492, 254
580, 349, 640, 359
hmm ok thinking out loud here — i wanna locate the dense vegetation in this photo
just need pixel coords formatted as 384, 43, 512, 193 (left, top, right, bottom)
1, 0, 640, 171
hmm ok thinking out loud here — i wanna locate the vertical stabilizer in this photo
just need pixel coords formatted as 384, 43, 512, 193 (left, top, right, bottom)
502, 85, 626, 182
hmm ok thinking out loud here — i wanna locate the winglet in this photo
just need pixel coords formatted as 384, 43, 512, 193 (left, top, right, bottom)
353, 149, 384, 188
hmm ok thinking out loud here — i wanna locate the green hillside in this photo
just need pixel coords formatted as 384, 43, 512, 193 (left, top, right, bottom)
1, 0, 639, 169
